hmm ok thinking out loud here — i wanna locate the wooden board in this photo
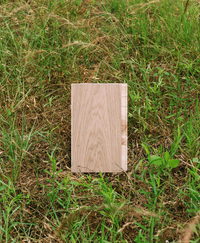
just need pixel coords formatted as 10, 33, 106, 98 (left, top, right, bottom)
71, 83, 127, 173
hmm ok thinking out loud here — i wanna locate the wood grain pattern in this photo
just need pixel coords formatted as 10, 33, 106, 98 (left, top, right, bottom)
71, 83, 127, 173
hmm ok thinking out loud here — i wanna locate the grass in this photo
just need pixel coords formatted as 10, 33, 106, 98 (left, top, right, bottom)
0, 0, 200, 242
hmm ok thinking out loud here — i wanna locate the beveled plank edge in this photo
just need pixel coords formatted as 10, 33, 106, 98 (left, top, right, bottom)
121, 84, 127, 171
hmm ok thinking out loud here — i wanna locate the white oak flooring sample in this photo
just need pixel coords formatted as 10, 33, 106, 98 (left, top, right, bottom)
71, 83, 127, 173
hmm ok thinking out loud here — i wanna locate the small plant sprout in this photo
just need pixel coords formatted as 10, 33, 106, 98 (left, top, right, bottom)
149, 150, 180, 169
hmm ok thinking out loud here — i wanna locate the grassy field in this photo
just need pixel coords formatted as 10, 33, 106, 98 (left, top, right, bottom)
0, 0, 200, 242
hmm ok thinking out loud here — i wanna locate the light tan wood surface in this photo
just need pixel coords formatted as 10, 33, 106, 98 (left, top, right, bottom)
71, 83, 127, 173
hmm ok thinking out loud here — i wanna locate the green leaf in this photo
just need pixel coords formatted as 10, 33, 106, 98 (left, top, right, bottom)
8, 222, 18, 234
0, 185, 6, 191
0, 226, 5, 233
55, 169, 63, 177
193, 158, 200, 163
43, 185, 51, 190
150, 155, 163, 166
167, 159, 180, 168
43, 170, 52, 176
46, 179, 53, 183
99, 210, 107, 217
164, 151, 170, 162
142, 143, 150, 158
